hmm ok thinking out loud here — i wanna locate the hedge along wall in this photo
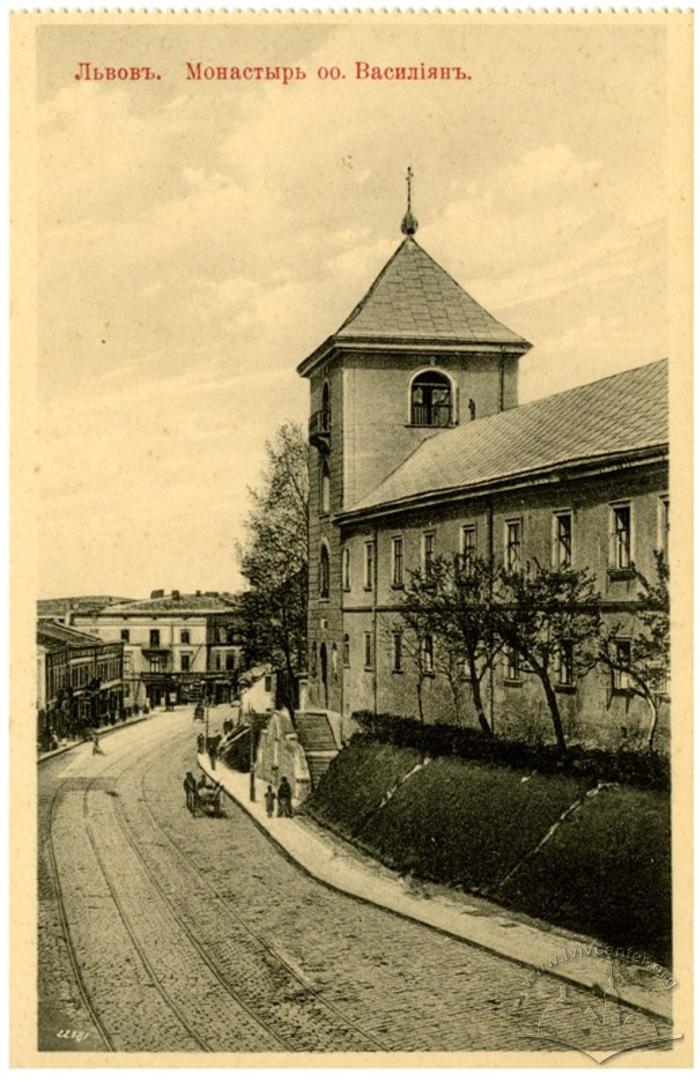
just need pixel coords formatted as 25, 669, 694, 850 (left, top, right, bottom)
305, 735, 671, 966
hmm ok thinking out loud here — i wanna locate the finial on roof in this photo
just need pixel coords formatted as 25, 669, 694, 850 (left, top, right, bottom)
401, 165, 419, 236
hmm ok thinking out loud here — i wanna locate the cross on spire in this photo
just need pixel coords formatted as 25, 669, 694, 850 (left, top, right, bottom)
401, 164, 419, 236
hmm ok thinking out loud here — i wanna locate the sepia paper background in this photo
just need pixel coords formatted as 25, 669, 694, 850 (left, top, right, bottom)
10, 9, 693, 1068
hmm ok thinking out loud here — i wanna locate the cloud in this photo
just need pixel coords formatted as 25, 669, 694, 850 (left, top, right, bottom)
34, 23, 669, 596
500, 144, 602, 201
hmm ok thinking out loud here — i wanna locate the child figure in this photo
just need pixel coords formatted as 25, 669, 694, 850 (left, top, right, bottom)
264, 784, 276, 819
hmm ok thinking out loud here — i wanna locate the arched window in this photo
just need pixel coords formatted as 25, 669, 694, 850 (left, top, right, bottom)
320, 458, 330, 515
319, 544, 330, 598
410, 371, 453, 427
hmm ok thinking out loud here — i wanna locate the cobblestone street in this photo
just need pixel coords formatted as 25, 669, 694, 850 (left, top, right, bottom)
38, 712, 671, 1055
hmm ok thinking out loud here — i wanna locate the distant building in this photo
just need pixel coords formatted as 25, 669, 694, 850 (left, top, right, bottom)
37, 596, 135, 625
74, 590, 245, 708
36, 621, 124, 748
298, 200, 669, 750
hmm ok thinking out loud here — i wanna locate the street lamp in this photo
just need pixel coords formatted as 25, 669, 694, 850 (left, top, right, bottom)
249, 715, 260, 802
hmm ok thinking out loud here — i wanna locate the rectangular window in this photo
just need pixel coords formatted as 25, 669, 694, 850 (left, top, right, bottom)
181, 629, 190, 645
552, 511, 573, 569
461, 525, 477, 572
610, 503, 632, 569
342, 634, 350, 668
149, 657, 161, 673
342, 547, 351, 591
149, 628, 160, 647
363, 631, 373, 670
391, 631, 403, 672
658, 496, 670, 561
422, 634, 434, 673
180, 653, 191, 672
505, 519, 522, 571
120, 629, 130, 643
612, 640, 632, 691
364, 541, 374, 590
505, 648, 521, 681
422, 532, 435, 575
557, 641, 574, 686
391, 537, 404, 587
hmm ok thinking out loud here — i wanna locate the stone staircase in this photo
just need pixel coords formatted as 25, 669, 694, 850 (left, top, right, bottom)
294, 711, 339, 790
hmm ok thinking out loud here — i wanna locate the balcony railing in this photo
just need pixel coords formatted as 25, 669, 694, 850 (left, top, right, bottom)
309, 408, 331, 450
410, 403, 452, 427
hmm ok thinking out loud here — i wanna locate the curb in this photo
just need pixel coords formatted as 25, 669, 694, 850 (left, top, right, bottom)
197, 756, 672, 1025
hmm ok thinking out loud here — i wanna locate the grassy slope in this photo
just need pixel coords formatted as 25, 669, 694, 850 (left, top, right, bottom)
305, 736, 671, 964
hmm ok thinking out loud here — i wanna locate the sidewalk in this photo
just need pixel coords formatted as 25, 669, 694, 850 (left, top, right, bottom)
197, 753, 673, 1023
38, 707, 169, 763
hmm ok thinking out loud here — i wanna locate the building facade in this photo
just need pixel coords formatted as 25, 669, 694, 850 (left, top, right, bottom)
298, 208, 669, 750
36, 621, 124, 748
74, 590, 245, 708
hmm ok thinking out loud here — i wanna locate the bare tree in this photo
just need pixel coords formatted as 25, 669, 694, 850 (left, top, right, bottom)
398, 555, 499, 734
599, 553, 670, 749
387, 606, 434, 724
493, 561, 601, 752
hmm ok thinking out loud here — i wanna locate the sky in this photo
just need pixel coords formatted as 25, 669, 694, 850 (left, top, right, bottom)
35, 19, 670, 599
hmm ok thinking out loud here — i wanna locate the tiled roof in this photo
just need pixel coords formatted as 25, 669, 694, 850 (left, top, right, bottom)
335, 237, 529, 345
37, 621, 105, 650
344, 359, 668, 516
104, 593, 240, 615
37, 596, 133, 616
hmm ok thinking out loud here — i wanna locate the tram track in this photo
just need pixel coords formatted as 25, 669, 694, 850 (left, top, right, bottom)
41, 730, 210, 1052
103, 760, 292, 1051
121, 736, 388, 1051
79, 773, 214, 1052
45, 724, 380, 1053
43, 770, 115, 1052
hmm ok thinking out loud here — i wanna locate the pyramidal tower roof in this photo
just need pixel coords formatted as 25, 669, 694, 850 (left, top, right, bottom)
335, 235, 529, 345
298, 171, 530, 376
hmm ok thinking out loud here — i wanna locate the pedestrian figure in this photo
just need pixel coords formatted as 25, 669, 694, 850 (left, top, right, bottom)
277, 776, 293, 818
264, 784, 276, 818
92, 734, 103, 755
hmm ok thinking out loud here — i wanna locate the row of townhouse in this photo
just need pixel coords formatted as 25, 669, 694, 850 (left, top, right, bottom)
36, 621, 125, 748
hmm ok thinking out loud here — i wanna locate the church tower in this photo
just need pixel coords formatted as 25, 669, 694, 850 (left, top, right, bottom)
298, 170, 531, 715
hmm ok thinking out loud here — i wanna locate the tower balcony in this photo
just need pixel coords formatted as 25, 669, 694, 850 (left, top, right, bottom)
309, 408, 331, 452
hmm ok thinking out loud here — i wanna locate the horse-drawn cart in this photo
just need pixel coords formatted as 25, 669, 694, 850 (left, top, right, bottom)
196, 781, 223, 816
